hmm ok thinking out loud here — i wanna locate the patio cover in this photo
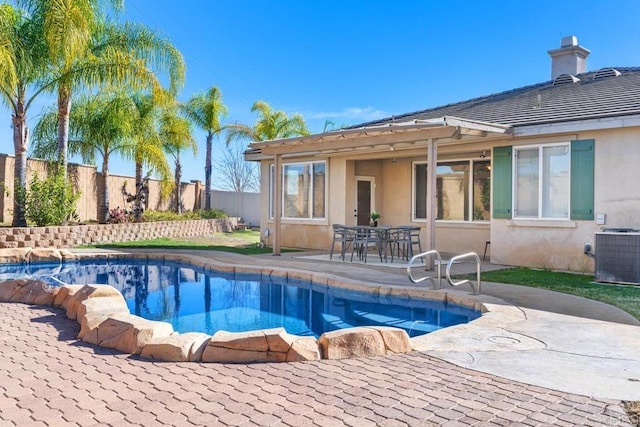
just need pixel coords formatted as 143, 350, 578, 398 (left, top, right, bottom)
245, 116, 512, 259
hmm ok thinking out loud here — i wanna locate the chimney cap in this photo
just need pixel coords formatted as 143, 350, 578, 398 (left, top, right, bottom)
560, 35, 578, 48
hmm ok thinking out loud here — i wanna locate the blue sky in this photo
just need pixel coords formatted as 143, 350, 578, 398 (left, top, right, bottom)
3, 0, 640, 186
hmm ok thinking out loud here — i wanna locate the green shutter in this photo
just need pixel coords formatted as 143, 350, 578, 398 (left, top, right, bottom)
492, 146, 512, 219
570, 139, 595, 220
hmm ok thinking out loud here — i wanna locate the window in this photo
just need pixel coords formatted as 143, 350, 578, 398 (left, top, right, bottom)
492, 140, 594, 221
270, 161, 326, 219
413, 160, 490, 222
514, 144, 570, 219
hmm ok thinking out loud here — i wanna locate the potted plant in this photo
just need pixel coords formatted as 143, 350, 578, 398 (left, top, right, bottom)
369, 211, 381, 227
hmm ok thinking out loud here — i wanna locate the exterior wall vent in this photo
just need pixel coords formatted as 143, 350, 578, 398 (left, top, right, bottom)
593, 68, 621, 80
552, 74, 580, 86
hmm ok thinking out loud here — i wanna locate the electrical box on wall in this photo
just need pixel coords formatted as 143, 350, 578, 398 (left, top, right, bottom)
596, 213, 606, 225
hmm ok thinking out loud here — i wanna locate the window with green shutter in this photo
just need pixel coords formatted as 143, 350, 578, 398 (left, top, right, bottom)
492, 146, 512, 219
570, 139, 595, 220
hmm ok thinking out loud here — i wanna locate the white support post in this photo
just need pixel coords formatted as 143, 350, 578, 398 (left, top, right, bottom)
273, 154, 282, 256
425, 138, 437, 270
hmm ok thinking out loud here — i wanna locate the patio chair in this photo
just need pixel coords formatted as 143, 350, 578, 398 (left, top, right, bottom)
390, 226, 423, 262
350, 226, 378, 263
329, 224, 355, 261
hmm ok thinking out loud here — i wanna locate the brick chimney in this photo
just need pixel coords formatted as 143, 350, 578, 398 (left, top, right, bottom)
548, 36, 590, 79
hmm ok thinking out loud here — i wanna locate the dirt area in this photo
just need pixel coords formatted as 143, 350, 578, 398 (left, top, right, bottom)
179, 232, 260, 247
625, 401, 640, 426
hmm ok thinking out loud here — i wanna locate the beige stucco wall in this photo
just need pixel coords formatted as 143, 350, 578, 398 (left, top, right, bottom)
260, 153, 490, 254
491, 127, 640, 272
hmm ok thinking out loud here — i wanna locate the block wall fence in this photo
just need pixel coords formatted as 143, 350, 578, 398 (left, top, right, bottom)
0, 218, 238, 249
0, 154, 204, 224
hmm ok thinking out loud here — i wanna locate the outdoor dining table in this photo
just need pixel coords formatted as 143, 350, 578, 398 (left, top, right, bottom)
330, 224, 423, 264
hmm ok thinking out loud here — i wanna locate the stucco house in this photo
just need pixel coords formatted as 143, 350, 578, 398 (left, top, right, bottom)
245, 36, 640, 273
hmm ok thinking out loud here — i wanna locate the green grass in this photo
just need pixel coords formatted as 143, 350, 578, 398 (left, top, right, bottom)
478, 268, 640, 320
89, 230, 299, 255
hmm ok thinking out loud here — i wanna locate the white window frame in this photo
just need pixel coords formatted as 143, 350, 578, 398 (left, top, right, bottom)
269, 160, 327, 221
412, 158, 491, 223
513, 142, 571, 220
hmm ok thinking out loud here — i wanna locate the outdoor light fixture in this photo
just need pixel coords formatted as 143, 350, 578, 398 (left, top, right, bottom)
480, 150, 486, 158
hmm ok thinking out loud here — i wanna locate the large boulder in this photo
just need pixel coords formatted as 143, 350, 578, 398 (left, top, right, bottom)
286, 336, 322, 362
319, 327, 386, 359
53, 285, 84, 308
27, 248, 63, 264
366, 326, 413, 353
140, 333, 211, 362
82, 313, 173, 354
0, 248, 31, 264
76, 295, 130, 339
202, 328, 319, 363
0, 279, 58, 305
66, 284, 123, 320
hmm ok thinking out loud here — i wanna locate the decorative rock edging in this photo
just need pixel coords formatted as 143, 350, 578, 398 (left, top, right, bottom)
0, 247, 510, 363
0, 279, 413, 363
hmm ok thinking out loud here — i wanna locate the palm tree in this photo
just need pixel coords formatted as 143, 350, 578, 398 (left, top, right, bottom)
49, 18, 186, 176
226, 100, 310, 143
0, 3, 49, 226
160, 107, 196, 213
182, 87, 227, 211
32, 91, 141, 223
126, 92, 172, 195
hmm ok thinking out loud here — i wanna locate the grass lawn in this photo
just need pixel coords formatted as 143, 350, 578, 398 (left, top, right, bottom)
90, 230, 298, 255
479, 268, 640, 321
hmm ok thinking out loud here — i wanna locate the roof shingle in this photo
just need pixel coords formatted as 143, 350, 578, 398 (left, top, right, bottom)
349, 67, 640, 129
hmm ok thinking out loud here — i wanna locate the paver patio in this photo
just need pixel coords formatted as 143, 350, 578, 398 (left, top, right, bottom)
1, 248, 638, 426
0, 302, 633, 426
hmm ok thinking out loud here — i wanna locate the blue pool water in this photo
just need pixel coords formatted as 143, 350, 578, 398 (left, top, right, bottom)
0, 259, 480, 337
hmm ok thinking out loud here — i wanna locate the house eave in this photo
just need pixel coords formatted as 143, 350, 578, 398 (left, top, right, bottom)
246, 116, 512, 158
513, 113, 640, 137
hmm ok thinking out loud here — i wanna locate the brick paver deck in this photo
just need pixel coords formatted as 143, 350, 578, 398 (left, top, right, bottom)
0, 302, 632, 426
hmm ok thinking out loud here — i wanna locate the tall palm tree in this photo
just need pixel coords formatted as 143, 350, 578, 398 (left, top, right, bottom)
226, 100, 309, 143
49, 18, 186, 176
182, 87, 227, 210
0, 3, 49, 226
125, 92, 172, 194
32, 91, 143, 223
160, 107, 196, 213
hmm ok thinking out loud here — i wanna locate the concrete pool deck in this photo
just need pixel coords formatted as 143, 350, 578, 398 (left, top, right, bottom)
1, 247, 639, 426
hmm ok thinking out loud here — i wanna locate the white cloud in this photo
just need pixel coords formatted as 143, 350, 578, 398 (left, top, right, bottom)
308, 106, 389, 122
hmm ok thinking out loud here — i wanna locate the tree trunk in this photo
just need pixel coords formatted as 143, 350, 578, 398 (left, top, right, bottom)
11, 101, 28, 227
57, 87, 72, 178
135, 161, 143, 189
205, 132, 212, 210
99, 156, 110, 224
174, 153, 182, 214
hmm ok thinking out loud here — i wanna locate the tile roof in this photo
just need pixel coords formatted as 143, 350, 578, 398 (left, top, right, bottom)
349, 67, 640, 129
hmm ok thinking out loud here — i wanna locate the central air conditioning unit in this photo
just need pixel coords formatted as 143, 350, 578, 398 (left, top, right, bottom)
595, 229, 640, 285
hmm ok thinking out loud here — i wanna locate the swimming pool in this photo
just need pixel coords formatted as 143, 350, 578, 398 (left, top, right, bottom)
0, 259, 480, 338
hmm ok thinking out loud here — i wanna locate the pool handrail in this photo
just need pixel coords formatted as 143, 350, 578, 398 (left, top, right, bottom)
407, 250, 442, 288
446, 252, 481, 294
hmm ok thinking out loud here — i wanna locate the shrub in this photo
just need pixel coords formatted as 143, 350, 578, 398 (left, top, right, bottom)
18, 170, 80, 226
142, 209, 228, 222
108, 207, 130, 223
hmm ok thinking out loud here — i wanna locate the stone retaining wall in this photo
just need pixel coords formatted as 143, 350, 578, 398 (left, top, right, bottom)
0, 218, 238, 249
